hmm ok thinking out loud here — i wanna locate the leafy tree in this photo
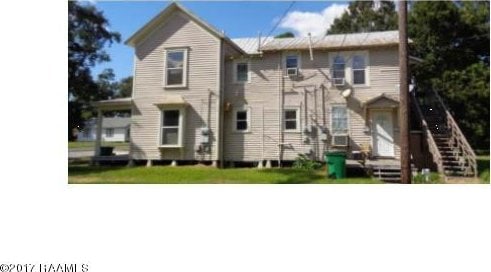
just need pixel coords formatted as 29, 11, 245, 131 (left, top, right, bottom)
275, 31, 295, 38
115, 76, 133, 98
433, 63, 490, 149
327, 0, 398, 34
68, 1, 120, 140
409, 0, 490, 149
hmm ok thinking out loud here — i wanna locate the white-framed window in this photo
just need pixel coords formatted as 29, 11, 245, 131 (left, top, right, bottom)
164, 48, 188, 88
160, 108, 185, 147
233, 107, 251, 132
332, 55, 346, 86
105, 128, 114, 137
283, 108, 300, 131
330, 51, 369, 87
233, 60, 251, 83
285, 54, 300, 76
331, 105, 348, 135
352, 55, 366, 85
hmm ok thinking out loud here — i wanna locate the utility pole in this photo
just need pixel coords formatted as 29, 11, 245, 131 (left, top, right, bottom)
399, 0, 411, 183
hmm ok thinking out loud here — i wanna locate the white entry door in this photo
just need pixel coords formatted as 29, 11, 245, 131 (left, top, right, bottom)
372, 111, 394, 157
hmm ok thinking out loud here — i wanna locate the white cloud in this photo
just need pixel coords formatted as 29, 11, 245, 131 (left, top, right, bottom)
279, 4, 348, 37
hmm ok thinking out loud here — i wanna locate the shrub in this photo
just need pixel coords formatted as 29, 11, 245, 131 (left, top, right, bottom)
293, 154, 322, 171
480, 170, 490, 184
412, 172, 443, 184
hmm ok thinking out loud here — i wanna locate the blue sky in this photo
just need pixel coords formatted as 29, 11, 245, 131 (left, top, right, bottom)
92, 1, 348, 80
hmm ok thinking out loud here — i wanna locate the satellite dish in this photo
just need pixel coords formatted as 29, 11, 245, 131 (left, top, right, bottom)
342, 88, 352, 98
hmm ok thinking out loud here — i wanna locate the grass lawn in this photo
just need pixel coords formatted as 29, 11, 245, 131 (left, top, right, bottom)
68, 165, 382, 184
68, 141, 129, 150
477, 155, 490, 184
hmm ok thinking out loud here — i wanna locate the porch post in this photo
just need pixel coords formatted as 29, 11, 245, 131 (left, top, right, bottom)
94, 109, 103, 156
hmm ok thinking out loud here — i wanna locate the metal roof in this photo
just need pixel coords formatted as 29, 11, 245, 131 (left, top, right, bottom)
232, 31, 400, 53
231, 37, 274, 54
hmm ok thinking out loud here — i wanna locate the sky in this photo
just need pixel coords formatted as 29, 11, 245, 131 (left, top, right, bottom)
92, 1, 349, 81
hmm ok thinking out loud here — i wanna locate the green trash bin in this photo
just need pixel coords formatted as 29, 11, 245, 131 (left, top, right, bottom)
325, 151, 347, 179
99, 146, 114, 156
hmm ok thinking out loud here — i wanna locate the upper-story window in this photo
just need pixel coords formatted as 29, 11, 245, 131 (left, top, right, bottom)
352, 55, 366, 85
332, 55, 346, 85
285, 55, 299, 76
164, 48, 188, 88
235, 62, 249, 83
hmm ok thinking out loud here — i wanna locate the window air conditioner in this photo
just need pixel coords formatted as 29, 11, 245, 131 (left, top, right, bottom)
333, 78, 345, 86
287, 67, 298, 77
332, 134, 349, 146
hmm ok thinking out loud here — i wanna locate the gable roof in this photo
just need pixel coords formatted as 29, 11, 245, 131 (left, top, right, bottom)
362, 93, 399, 108
125, 2, 246, 55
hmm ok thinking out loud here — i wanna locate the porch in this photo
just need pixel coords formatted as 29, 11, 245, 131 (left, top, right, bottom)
91, 98, 133, 163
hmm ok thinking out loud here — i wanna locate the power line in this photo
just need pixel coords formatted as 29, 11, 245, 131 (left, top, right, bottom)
262, 1, 296, 45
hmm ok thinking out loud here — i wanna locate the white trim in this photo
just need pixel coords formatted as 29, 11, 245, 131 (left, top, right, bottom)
163, 48, 188, 88
283, 107, 301, 132
233, 59, 251, 84
232, 105, 251, 133
159, 107, 185, 148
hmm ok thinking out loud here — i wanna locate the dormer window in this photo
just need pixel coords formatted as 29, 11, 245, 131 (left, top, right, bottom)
164, 48, 188, 88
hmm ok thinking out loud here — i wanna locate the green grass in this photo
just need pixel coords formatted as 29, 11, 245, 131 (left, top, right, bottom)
68, 141, 129, 150
477, 155, 490, 184
68, 165, 381, 184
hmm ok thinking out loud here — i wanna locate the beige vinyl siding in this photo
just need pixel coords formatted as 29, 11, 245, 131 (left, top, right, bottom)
224, 46, 400, 162
131, 11, 220, 161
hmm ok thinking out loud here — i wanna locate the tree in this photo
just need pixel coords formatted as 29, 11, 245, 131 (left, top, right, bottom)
327, 0, 398, 34
115, 76, 133, 98
68, 1, 120, 140
275, 32, 295, 39
433, 63, 490, 149
409, 0, 490, 149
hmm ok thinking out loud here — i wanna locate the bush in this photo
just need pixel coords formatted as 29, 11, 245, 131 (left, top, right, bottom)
412, 172, 443, 184
293, 154, 322, 171
480, 170, 490, 184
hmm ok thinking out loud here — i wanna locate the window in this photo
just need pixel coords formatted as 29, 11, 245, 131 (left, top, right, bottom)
284, 109, 299, 131
235, 62, 249, 82
234, 108, 250, 132
161, 109, 182, 146
352, 55, 366, 85
332, 55, 345, 85
105, 128, 114, 137
331, 106, 348, 134
165, 49, 187, 87
285, 55, 299, 76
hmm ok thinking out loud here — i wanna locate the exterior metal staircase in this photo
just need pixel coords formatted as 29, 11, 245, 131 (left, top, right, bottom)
412, 88, 477, 178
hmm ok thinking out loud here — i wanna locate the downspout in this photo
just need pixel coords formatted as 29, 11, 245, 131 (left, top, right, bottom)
278, 53, 283, 167
216, 39, 224, 167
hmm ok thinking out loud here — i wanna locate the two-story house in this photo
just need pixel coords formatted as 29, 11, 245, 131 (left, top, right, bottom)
92, 3, 477, 180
